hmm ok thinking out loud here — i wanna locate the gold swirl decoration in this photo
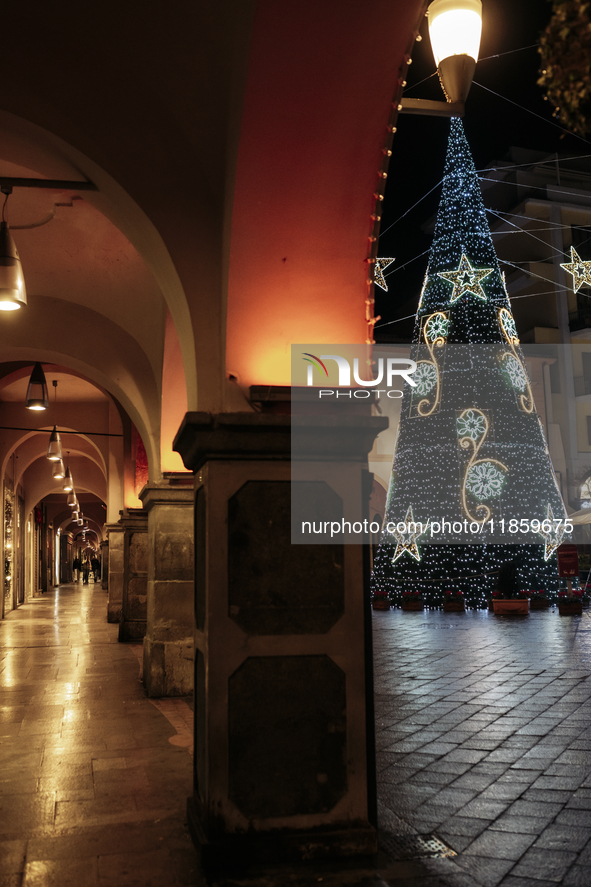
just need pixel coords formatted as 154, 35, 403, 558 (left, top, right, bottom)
498, 307, 534, 414
457, 408, 508, 524
415, 312, 449, 417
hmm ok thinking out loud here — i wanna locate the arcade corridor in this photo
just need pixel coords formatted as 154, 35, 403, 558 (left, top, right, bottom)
0, 582, 199, 886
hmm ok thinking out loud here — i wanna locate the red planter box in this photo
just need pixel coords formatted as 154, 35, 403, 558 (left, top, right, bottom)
401, 601, 424, 611
443, 601, 465, 612
530, 599, 551, 610
372, 600, 390, 611
493, 600, 529, 615
558, 601, 582, 616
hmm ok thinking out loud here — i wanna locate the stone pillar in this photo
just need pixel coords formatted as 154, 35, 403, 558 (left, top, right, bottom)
174, 411, 386, 870
140, 478, 194, 697
118, 508, 149, 642
100, 539, 109, 590
105, 523, 124, 623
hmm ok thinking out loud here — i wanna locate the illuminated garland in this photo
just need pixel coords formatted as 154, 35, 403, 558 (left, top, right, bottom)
438, 253, 493, 303
540, 504, 566, 561
457, 408, 508, 524
389, 505, 425, 562
411, 311, 449, 417
374, 257, 396, 291
560, 246, 591, 293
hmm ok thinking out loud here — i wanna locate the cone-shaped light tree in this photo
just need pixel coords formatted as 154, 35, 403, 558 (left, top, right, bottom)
371, 118, 565, 606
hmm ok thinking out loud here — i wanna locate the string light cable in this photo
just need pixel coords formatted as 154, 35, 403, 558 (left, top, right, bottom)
480, 175, 591, 204
401, 44, 540, 96
486, 206, 568, 259
472, 80, 591, 148
497, 256, 572, 293
478, 152, 591, 175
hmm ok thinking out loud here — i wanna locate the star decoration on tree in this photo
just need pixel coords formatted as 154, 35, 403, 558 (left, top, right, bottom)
390, 505, 426, 563
374, 258, 395, 291
539, 504, 566, 561
438, 254, 493, 303
560, 246, 591, 293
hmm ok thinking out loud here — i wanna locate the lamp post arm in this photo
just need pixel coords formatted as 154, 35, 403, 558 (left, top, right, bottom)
398, 97, 465, 117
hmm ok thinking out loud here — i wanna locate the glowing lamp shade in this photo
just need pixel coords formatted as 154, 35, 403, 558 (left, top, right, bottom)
428, 0, 482, 65
428, 0, 482, 103
47, 426, 63, 462
0, 222, 26, 311
25, 363, 49, 410
67, 490, 77, 507
52, 459, 65, 480
63, 467, 73, 493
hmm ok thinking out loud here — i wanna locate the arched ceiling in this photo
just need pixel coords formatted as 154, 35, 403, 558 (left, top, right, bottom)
0, 159, 166, 376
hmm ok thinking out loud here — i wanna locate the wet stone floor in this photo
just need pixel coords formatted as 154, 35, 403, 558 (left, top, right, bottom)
0, 583, 199, 887
373, 606, 591, 887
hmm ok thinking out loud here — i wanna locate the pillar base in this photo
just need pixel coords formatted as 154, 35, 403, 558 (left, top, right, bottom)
140, 480, 194, 698
143, 635, 193, 697
107, 603, 122, 624
187, 798, 376, 874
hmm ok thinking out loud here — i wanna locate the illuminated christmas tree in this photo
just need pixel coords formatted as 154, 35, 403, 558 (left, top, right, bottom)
371, 117, 565, 606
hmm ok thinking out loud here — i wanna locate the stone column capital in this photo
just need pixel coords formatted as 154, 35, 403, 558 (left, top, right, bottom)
139, 483, 194, 512
174, 411, 387, 471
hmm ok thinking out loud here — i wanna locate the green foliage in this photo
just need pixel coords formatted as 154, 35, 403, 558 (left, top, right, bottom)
538, 1, 591, 136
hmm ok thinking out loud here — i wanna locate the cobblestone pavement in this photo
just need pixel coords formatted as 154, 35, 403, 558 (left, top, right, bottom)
373, 606, 591, 887
0, 583, 200, 887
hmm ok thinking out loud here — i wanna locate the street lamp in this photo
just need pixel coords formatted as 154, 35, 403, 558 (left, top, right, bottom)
399, 0, 482, 117
428, 0, 482, 103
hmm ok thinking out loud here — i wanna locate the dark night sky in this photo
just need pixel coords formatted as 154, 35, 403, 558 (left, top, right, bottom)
375, 0, 589, 341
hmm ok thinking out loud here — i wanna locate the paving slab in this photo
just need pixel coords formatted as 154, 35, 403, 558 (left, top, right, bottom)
373, 607, 591, 886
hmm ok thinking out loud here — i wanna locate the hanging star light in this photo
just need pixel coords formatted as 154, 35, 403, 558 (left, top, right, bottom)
390, 505, 426, 563
374, 257, 395, 291
438, 253, 493, 303
560, 246, 591, 293
539, 504, 566, 561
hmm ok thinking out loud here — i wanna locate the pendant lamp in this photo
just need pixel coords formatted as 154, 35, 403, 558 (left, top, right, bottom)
67, 490, 77, 507
52, 459, 65, 480
26, 363, 49, 410
0, 221, 27, 311
63, 467, 73, 492
47, 426, 62, 461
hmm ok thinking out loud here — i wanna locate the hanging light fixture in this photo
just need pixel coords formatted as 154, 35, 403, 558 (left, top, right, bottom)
71, 508, 79, 520
67, 489, 77, 507
63, 467, 73, 493
427, 0, 482, 103
25, 363, 49, 410
47, 426, 63, 462
0, 217, 27, 311
52, 459, 65, 480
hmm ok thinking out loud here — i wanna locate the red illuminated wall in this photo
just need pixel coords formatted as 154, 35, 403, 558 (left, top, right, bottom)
226, 0, 425, 388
